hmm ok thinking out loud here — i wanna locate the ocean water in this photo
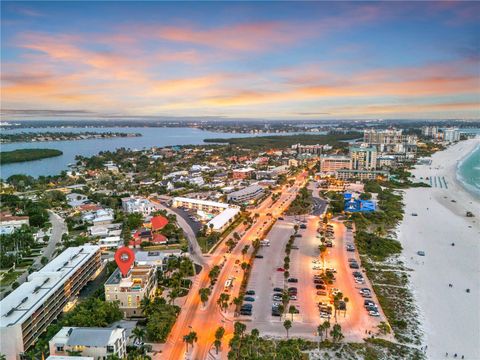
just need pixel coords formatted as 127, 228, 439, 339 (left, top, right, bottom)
457, 143, 480, 198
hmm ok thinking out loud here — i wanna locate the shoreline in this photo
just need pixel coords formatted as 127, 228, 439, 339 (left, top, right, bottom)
456, 142, 480, 200
398, 138, 480, 360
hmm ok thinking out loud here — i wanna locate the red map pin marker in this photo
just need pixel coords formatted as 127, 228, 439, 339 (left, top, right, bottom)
114, 247, 135, 277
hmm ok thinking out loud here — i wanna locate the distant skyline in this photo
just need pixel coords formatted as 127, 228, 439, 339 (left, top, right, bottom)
1, 1, 479, 120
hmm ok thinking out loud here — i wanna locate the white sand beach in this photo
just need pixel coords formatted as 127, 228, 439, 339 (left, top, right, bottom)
398, 138, 480, 360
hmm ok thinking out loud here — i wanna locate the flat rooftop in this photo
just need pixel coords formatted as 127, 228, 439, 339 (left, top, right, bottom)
0, 245, 100, 328
207, 207, 240, 230
173, 196, 230, 209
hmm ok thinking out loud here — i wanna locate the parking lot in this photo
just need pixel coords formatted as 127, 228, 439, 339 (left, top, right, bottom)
242, 219, 295, 324
243, 214, 387, 340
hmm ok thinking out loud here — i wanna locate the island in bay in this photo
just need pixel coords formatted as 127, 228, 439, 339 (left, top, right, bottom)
0, 148, 63, 164
0, 131, 142, 144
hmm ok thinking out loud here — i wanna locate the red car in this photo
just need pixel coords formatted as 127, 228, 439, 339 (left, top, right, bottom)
276, 267, 285, 272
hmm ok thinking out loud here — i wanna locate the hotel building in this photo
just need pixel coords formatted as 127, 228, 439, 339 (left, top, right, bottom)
350, 145, 378, 170
0, 245, 102, 360
319, 155, 351, 174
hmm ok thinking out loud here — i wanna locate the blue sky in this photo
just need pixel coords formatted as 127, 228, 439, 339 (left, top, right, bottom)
1, 1, 479, 120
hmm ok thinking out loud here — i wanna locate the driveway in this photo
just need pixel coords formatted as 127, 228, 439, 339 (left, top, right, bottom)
150, 199, 205, 266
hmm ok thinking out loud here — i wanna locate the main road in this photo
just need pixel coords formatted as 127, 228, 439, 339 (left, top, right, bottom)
161, 171, 308, 359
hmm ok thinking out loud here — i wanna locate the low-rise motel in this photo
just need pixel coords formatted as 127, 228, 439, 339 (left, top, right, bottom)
0, 245, 102, 360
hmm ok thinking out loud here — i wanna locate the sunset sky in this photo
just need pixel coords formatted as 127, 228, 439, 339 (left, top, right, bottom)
1, 1, 479, 120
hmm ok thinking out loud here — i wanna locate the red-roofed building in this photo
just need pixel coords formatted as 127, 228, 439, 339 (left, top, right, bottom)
78, 204, 102, 212
150, 215, 169, 231
129, 228, 168, 247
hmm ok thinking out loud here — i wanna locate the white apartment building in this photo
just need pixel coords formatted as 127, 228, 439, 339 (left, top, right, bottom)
0, 246, 102, 360
172, 197, 230, 213
227, 184, 264, 203
363, 129, 417, 154
49, 327, 127, 359
121, 196, 159, 217
443, 128, 460, 143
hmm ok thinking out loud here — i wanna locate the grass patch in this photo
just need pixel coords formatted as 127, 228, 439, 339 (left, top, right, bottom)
0, 271, 23, 286
355, 231, 402, 262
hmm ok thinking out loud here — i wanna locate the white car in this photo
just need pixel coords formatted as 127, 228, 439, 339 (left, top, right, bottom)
313, 266, 322, 270
289, 295, 298, 300
369, 310, 380, 317
330, 288, 340, 296
325, 268, 337, 273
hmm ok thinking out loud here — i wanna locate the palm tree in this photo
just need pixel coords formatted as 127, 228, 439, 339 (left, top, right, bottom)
233, 296, 242, 315
217, 293, 230, 312
130, 326, 146, 346
317, 324, 324, 345
241, 245, 250, 260
322, 320, 331, 340
283, 319, 292, 338
333, 292, 343, 323
183, 331, 198, 352
198, 287, 211, 307
330, 324, 344, 343
288, 305, 297, 321
168, 287, 181, 305
214, 326, 225, 354
343, 297, 349, 317
234, 321, 247, 338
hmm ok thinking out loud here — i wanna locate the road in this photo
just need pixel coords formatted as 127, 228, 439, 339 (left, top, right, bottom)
35, 211, 67, 265
161, 171, 308, 359
0, 211, 66, 300
149, 198, 205, 266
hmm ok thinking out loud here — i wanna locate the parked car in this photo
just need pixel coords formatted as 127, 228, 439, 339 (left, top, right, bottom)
273, 287, 283, 292
246, 290, 256, 295
364, 300, 375, 308
241, 304, 253, 310
315, 284, 326, 290
240, 309, 252, 315
277, 267, 285, 272
255, 255, 264, 259
369, 310, 380, 317
289, 295, 297, 301
316, 290, 327, 296
295, 234, 302, 238
278, 217, 284, 220
287, 278, 298, 283
326, 268, 337, 273
349, 262, 360, 269
244, 297, 255, 302
291, 245, 299, 250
